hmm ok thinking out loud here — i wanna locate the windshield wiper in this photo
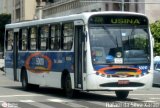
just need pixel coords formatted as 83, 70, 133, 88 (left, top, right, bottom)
128, 28, 135, 50
104, 26, 119, 48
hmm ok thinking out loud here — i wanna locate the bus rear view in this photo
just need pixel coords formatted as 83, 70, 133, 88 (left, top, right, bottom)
87, 13, 153, 99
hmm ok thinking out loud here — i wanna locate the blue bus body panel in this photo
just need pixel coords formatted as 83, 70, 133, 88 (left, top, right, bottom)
5, 52, 74, 73
5, 51, 150, 76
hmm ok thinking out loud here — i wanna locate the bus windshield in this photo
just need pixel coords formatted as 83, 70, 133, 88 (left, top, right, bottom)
89, 25, 150, 64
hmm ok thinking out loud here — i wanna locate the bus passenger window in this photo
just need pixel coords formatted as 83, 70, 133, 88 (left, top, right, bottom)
20, 29, 28, 51
62, 23, 73, 50
50, 24, 60, 50
29, 27, 37, 50
40, 25, 49, 50
6, 30, 14, 51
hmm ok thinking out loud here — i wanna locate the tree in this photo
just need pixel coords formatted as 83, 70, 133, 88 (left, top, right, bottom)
0, 13, 11, 51
150, 20, 160, 56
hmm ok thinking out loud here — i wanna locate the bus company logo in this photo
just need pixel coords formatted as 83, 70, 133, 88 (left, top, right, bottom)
25, 52, 52, 73
96, 66, 142, 77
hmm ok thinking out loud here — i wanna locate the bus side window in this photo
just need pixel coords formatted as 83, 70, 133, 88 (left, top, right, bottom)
39, 25, 49, 50
62, 22, 74, 50
19, 28, 28, 51
6, 30, 14, 51
29, 27, 37, 50
50, 24, 60, 50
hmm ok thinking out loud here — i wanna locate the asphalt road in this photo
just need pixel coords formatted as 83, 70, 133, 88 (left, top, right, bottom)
0, 70, 160, 108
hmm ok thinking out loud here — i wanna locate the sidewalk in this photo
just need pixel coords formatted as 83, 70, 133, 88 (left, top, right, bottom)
0, 70, 21, 87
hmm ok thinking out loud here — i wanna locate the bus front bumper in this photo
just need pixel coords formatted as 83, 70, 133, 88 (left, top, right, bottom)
86, 73, 153, 91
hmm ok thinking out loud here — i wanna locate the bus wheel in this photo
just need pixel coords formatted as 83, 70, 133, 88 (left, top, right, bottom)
21, 69, 31, 91
64, 74, 75, 98
115, 91, 129, 100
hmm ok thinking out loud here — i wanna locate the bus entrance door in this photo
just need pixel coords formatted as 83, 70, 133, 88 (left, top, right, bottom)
13, 29, 19, 81
74, 20, 86, 90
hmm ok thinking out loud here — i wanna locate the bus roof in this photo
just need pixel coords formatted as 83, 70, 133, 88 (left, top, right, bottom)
6, 11, 147, 29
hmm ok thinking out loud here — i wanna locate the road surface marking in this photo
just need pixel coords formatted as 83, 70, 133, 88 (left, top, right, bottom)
64, 102, 88, 108
48, 99, 88, 108
20, 100, 55, 108
142, 100, 156, 103
150, 98, 160, 100
129, 94, 160, 96
48, 99, 69, 103
87, 101, 106, 107
0, 94, 42, 98
105, 94, 160, 96
19, 100, 35, 102
130, 98, 139, 100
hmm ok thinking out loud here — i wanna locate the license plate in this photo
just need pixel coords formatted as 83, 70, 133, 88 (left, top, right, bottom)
114, 58, 123, 64
118, 80, 129, 85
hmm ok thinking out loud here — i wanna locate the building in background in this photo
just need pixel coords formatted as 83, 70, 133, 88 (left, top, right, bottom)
42, 0, 144, 19
12, 0, 46, 23
145, 0, 160, 22
0, 0, 13, 14
11, 0, 160, 23
12, 0, 37, 22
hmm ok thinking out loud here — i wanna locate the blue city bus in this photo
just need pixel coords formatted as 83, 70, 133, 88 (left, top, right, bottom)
4, 12, 154, 99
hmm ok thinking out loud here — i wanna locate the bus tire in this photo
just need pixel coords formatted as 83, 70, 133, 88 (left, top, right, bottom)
21, 69, 31, 91
64, 74, 76, 98
115, 91, 129, 100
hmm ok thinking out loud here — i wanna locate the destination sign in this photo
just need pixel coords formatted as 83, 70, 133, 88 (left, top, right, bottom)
89, 15, 148, 25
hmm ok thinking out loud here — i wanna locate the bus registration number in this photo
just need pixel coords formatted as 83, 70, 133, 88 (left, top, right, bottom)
114, 58, 123, 64
118, 80, 129, 85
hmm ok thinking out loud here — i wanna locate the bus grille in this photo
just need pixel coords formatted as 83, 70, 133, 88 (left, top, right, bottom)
100, 82, 144, 87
